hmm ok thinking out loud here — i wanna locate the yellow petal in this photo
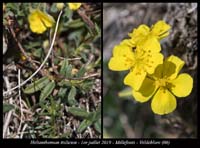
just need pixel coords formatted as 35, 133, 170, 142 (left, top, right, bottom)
151, 88, 177, 115
139, 36, 161, 53
28, 11, 46, 34
37, 10, 55, 27
128, 24, 150, 38
158, 32, 169, 40
109, 44, 135, 71
132, 77, 158, 102
108, 57, 131, 71
151, 20, 171, 40
124, 68, 146, 91
144, 53, 163, 74
120, 39, 136, 48
113, 44, 134, 57
29, 19, 46, 34
169, 73, 193, 97
28, 9, 55, 34
68, 3, 82, 10
164, 55, 185, 79
128, 24, 150, 44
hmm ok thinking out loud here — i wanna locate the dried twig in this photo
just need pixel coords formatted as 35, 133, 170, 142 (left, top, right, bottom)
9, 26, 41, 67
71, 73, 100, 80
20, 123, 28, 138
77, 9, 95, 30
55, 56, 82, 61
86, 100, 93, 138
3, 76, 13, 138
17, 69, 23, 138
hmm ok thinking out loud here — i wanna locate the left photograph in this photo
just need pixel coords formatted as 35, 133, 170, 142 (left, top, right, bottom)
3, 3, 101, 138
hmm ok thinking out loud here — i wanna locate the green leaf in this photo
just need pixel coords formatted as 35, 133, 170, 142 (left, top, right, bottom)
81, 44, 91, 50
76, 66, 86, 77
63, 7, 73, 20
68, 99, 78, 106
23, 77, 50, 94
68, 86, 78, 106
24, 41, 41, 50
39, 81, 55, 100
58, 87, 68, 99
58, 80, 72, 87
59, 59, 68, 76
95, 22, 101, 37
79, 80, 93, 91
66, 64, 72, 78
68, 107, 89, 118
6, 3, 18, 12
80, 52, 87, 62
39, 127, 53, 136
94, 119, 101, 133
3, 103, 15, 113
77, 119, 93, 133
32, 48, 43, 58
66, 19, 85, 28
76, 107, 101, 133
50, 3, 58, 13
94, 56, 101, 68
88, 107, 101, 122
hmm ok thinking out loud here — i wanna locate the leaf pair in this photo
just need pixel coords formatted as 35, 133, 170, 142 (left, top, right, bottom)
23, 76, 55, 100
68, 106, 101, 133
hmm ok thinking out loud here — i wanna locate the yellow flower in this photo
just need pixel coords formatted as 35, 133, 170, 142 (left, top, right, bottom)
128, 20, 171, 47
68, 3, 82, 10
131, 55, 193, 115
28, 9, 55, 34
108, 37, 163, 91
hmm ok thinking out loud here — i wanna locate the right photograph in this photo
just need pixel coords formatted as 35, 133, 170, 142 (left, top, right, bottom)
103, 3, 197, 138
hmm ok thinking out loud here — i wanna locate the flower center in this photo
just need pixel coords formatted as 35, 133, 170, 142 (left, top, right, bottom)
156, 78, 167, 88
123, 54, 135, 68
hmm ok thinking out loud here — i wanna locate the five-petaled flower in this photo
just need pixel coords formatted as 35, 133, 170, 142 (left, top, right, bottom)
108, 38, 163, 91
131, 55, 193, 115
28, 9, 55, 34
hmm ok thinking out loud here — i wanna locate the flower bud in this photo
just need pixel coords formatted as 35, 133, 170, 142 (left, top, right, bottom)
56, 3, 65, 10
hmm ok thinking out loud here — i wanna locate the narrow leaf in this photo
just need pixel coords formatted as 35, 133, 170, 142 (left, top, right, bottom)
94, 119, 101, 133
80, 80, 93, 91
68, 107, 89, 118
39, 81, 55, 100
66, 64, 72, 78
23, 77, 50, 94
58, 80, 72, 87
39, 127, 53, 136
76, 66, 86, 77
67, 19, 85, 28
77, 119, 93, 133
58, 87, 67, 99
68, 86, 77, 106
3, 103, 15, 113
88, 107, 101, 122
59, 59, 68, 76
